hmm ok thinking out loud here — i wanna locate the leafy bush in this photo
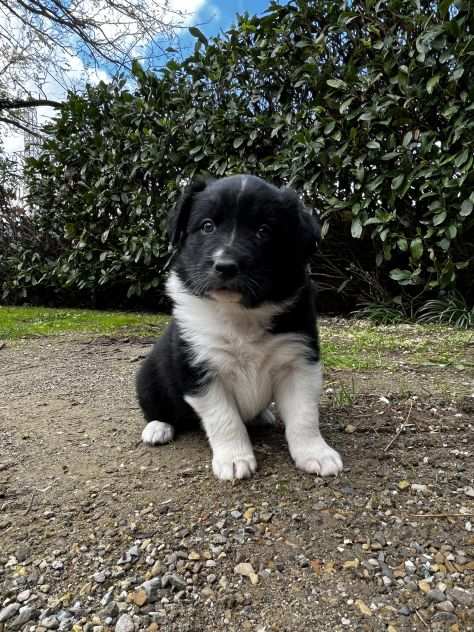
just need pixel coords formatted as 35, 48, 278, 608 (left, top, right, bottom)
3, 0, 473, 308
417, 291, 474, 328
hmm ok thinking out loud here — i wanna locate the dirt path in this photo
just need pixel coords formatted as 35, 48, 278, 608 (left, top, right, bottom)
0, 335, 473, 631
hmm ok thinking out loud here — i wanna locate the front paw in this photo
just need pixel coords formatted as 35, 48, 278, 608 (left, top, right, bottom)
292, 438, 343, 476
212, 448, 257, 480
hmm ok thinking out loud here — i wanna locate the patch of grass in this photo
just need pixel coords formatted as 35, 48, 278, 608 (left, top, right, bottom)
320, 318, 473, 370
1, 307, 472, 373
0, 306, 169, 340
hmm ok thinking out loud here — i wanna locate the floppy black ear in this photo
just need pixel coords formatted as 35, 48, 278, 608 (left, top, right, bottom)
168, 177, 209, 247
300, 207, 321, 257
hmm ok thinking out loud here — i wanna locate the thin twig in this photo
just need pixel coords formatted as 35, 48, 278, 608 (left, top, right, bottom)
415, 609, 428, 628
24, 492, 36, 515
403, 512, 473, 518
384, 399, 414, 452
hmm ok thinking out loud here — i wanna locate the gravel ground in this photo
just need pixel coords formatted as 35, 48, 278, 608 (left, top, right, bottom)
0, 334, 473, 632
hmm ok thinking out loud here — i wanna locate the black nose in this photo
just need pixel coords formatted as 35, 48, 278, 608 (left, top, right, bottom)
213, 258, 239, 279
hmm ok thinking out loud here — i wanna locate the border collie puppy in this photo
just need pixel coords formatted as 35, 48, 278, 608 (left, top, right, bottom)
136, 175, 343, 480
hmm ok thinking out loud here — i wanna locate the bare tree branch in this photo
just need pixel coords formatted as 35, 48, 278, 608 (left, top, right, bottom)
0, 0, 191, 140
0, 115, 44, 137
0, 98, 63, 110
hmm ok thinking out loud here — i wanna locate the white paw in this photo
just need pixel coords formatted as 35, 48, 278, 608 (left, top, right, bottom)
142, 420, 175, 445
291, 437, 343, 476
212, 447, 257, 480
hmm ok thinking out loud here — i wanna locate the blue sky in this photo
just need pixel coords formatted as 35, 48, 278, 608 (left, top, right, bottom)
190, 0, 282, 40
199, 1, 275, 34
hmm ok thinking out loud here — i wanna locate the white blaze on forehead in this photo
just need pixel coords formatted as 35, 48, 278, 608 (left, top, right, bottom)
239, 176, 248, 193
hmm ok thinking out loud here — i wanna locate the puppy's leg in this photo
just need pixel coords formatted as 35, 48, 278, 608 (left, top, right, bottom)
185, 381, 257, 480
275, 361, 343, 476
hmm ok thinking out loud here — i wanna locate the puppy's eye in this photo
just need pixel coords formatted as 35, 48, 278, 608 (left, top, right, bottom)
201, 220, 215, 234
256, 224, 271, 239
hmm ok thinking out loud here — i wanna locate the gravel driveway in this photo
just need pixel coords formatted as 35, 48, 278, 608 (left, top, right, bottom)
0, 335, 473, 631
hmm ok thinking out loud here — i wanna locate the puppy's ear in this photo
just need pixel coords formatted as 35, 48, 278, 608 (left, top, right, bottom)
169, 177, 209, 247
300, 207, 321, 258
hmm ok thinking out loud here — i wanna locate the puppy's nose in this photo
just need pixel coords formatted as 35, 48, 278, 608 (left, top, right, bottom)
213, 257, 239, 279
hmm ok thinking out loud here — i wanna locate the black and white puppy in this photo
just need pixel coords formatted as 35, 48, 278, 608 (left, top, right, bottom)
136, 175, 343, 480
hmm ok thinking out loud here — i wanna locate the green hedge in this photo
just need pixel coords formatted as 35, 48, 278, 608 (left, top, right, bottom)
2, 0, 473, 308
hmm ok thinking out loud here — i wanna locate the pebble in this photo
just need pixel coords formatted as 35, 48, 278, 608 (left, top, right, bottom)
0, 604, 20, 623
17, 590, 31, 603
447, 586, 474, 607
435, 600, 454, 612
10, 606, 35, 629
427, 589, 446, 603
40, 615, 60, 629
142, 578, 162, 602
115, 613, 135, 632
404, 560, 416, 574
234, 563, 259, 585
161, 574, 187, 591
129, 589, 147, 606
94, 571, 107, 583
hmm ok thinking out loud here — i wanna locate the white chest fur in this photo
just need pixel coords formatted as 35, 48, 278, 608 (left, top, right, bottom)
167, 273, 309, 421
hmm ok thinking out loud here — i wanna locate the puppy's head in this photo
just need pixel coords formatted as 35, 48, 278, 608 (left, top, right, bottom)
169, 175, 319, 307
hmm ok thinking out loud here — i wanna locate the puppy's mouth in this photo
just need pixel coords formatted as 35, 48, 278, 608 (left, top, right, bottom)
208, 288, 243, 303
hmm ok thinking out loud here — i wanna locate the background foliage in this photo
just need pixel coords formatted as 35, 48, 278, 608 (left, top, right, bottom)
2, 0, 473, 314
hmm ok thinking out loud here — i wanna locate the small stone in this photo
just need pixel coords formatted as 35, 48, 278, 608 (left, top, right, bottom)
427, 590, 446, 603
234, 563, 258, 585
162, 574, 187, 591
0, 604, 20, 623
129, 589, 147, 607
115, 614, 135, 632
464, 487, 474, 498
447, 586, 474, 607
411, 484, 428, 494
94, 572, 107, 584
51, 560, 64, 571
404, 560, 416, 574
188, 551, 200, 560
345, 424, 356, 434
354, 599, 372, 616
243, 507, 256, 522
141, 578, 162, 603
15, 544, 30, 562
260, 512, 273, 523
10, 607, 35, 630
432, 612, 457, 624
17, 590, 31, 603
201, 587, 214, 599
40, 616, 60, 629
435, 601, 454, 613
398, 480, 410, 491
207, 574, 217, 584
418, 580, 431, 593
230, 511, 242, 519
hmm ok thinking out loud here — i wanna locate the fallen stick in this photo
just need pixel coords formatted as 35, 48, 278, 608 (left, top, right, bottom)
403, 512, 473, 518
384, 399, 414, 452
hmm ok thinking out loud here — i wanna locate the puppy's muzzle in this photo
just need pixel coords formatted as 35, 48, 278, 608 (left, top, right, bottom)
213, 257, 239, 280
